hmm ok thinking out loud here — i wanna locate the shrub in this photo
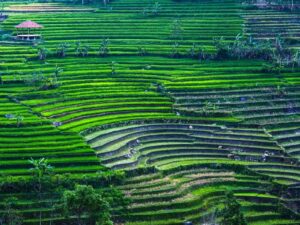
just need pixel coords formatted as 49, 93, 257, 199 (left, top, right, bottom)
170, 18, 183, 40
61, 184, 113, 225
99, 38, 110, 57
56, 42, 69, 57
1, 34, 12, 41
220, 191, 247, 225
142, 2, 161, 17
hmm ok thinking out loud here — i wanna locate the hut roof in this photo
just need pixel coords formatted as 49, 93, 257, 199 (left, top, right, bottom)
15, 20, 43, 29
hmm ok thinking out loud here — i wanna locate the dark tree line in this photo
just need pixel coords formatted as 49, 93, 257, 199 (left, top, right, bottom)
0, 158, 129, 225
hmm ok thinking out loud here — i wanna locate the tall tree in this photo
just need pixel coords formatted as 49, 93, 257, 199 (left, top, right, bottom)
99, 38, 110, 57
221, 191, 247, 225
56, 42, 69, 57
62, 184, 112, 225
0, 197, 23, 225
28, 158, 53, 225
37, 46, 48, 60
170, 18, 183, 40
53, 65, 63, 84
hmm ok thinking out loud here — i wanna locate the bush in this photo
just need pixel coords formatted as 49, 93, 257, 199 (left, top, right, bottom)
1, 34, 12, 41
220, 191, 247, 225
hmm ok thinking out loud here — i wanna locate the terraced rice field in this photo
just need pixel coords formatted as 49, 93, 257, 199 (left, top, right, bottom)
0, 0, 300, 224
171, 86, 300, 125
6, 3, 94, 12
122, 168, 298, 225
0, 95, 102, 176
243, 6, 300, 49
1, 0, 242, 61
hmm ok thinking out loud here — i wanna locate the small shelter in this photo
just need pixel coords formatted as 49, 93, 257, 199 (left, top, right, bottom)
15, 20, 43, 41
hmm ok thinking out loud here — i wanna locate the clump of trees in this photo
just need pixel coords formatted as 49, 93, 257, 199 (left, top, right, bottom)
24, 66, 63, 90
213, 35, 300, 72
167, 34, 300, 73
142, 2, 161, 17
0, 158, 129, 225
57, 42, 70, 57
213, 34, 273, 60
62, 184, 113, 225
36, 39, 111, 60
0, 197, 23, 225
37, 46, 48, 60
75, 41, 90, 57
221, 191, 247, 225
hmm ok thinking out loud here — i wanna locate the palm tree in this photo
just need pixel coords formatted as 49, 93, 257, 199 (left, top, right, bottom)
103, 0, 112, 6
111, 61, 117, 75
28, 158, 53, 225
81, 45, 89, 57
152, 2, 161, 16
170, 18, 183, 40
6, 113, 24, 127
137, 46, 147, 56
53, 65, 63, 86
292, 50, 300, 69
15, 114, 23, 127
75, 41, 82, 56
171, 42, 180, 58
99, 38, 110, 56
188, 43, 197, 58
56, 42, 69, 57
75, 42, 89, 57
37, 46, 48, 60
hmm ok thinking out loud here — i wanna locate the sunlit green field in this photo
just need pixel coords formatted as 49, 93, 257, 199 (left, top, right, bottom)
0, 0, 300, 224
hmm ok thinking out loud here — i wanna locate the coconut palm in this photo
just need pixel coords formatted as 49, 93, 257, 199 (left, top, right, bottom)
292, 50, 300, 68
15, 114, 23, 128
75, 41, 82, 56
137, 46, 147, 56
188, 43, 197, 58
99, 38, 110, 56
56, 42, 69, 57
28, 158, 53, 225
170, 18, 183, 40
152, 2, 161, 16
75, 42, 89, 57
37, 46, 48, 60
171, 42, 180, 58
111, 61, 117, 75
81, 45, 89, 57
53, 65, 63, 86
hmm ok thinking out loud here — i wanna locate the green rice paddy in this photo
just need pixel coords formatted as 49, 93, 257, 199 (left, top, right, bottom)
0, 0, 300, 224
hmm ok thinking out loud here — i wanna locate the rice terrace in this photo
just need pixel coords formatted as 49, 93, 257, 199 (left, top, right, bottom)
0, 0, 300, 224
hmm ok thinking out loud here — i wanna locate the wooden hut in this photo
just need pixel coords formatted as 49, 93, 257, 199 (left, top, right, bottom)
15, 20, 43, 41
